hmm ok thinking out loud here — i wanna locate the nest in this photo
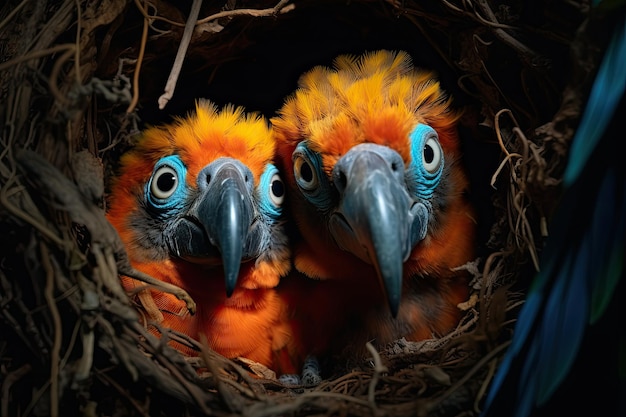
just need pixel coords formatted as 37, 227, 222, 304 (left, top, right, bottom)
0, 1, 611, 416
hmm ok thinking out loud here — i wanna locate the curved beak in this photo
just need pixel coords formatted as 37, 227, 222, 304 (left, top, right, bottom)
167, 159, 254, 297
329, 144, 429, 316
199, 162, 253, 296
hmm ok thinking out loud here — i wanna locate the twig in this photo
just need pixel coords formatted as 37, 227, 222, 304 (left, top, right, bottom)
472, 0, 518, 30
133, 0, 186, 27
326, 370, 370, 391
365, 341, 387, 411
220, 377, 258, 400
49, 46, 77, 107
0, 0, 29, 32
120, 267, 197, 315
199, 335, 242, 412
195, 1, 295, 24
0, 43, 75, 73
245, 390, 374, 417
474, 0, 542, 68
61, 318, 83, 370
0, 183, 66, 248
158, 0, 204, 110
422, 341, 511, 416
132, 0, 294, 28
21, 378, 52, 417
137, 287, 166, 323
439, 0, 465, 14
161, 328, 203, 352
99, 317, 138, 381
138, 337, 214, 415
41, 244, 62, 417
127, 0, 149, 114
474, 351, 499, 413
1, 364, 32, 417
73, 0, 82, 83
492, 109, 541, 271
225, 360, 267, 398
94, 369, 152, 417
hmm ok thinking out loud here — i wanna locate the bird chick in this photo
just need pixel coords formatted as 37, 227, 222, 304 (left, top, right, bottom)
106, 99, 296, 374
272, 50, 477, 367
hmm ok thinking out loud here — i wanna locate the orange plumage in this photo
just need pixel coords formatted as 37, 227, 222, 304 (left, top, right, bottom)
272, 50, 477, 366
106, 100, 297, 374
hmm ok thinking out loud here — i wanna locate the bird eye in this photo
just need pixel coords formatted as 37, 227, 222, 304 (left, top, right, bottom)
150, 165, 179, 199
269, 173, 285, 206
291, 142, 333, 209
408, 124, 444, 200
294, 155, 319, 191
258, 163, 284, 219
145, 155, 187, 212
423, 137, 443, 174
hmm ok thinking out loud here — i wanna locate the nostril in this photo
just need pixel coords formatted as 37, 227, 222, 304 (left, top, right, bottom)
335, 169, 347, 192
206, 173, 212, 185
391, 161, 399, 172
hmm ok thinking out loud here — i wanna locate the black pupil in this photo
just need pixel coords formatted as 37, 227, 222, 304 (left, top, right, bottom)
423, 144, 434, 164
157, 172, 176, 191
300, 161, 313, 183
272, 179, 284, 197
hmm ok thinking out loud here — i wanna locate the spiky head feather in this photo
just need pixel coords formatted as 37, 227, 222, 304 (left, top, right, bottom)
114, 99, 274, 192
273, 50, 462, 176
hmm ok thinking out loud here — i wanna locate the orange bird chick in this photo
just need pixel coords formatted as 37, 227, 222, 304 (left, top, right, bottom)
106, 99, 295, 373
272, 50, 477, 364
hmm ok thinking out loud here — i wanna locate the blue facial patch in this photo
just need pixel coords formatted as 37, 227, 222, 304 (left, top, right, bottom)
408, 123, 444, 200
145, 155, 188, 215
258, 163, 285, 220
292, 141, 334, 210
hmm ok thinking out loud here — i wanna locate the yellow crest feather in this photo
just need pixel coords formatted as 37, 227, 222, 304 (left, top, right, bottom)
120, 99, 275, 188
272, 50, 460, 170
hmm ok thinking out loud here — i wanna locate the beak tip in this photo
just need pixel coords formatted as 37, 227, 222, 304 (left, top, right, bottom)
224, 270, 238, 298
379, 267, 403, 320
388, 296, 400, 318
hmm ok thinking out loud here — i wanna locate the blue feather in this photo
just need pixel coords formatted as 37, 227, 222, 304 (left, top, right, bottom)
563, 16, 626, 186
480, 11, 625, 417
535, 257, 587, 406
590, 168, 626, 323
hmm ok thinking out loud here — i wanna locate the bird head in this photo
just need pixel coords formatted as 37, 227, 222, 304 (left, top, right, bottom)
107, 99, 290, 297
272, 50, 475, 316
